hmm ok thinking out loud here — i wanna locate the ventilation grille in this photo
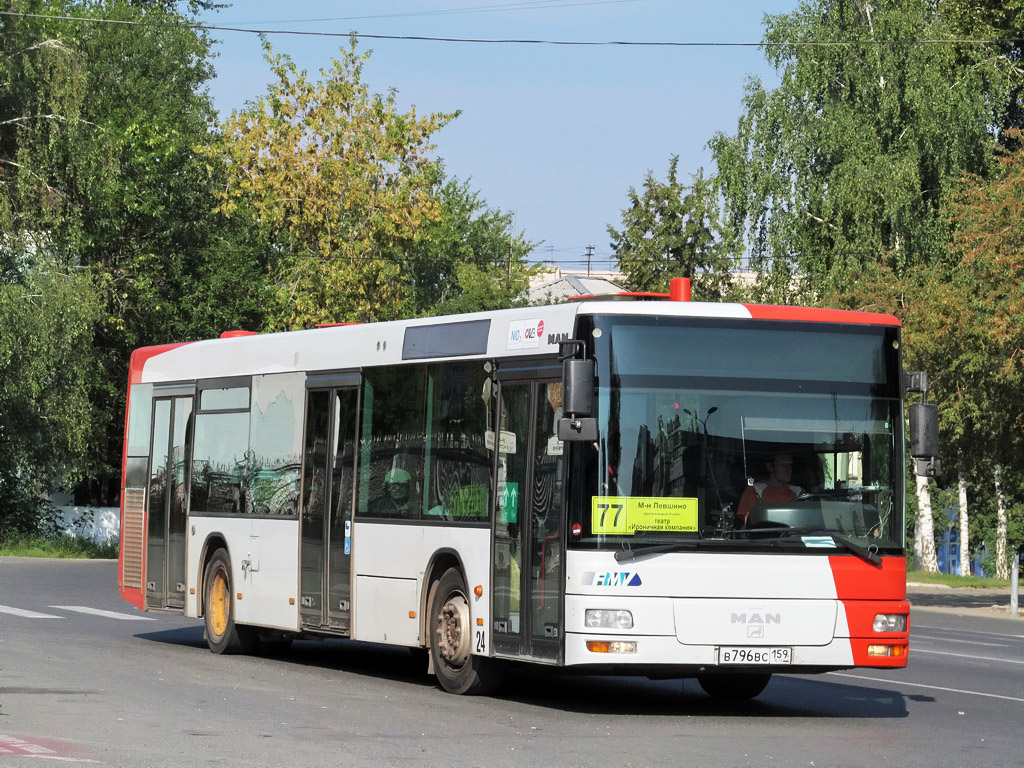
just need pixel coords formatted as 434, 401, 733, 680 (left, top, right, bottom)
121, 488, 146, 589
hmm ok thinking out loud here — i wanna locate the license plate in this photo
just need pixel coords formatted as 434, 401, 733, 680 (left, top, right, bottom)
718, 646, 792, 665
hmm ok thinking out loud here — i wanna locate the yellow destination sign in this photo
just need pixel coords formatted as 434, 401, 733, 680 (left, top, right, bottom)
591, 496, 698, 535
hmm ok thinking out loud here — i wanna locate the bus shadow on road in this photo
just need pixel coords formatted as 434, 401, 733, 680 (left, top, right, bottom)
135, 625, 207, 648
491, 670, 910, 719
132, 628, 910, 718
134, 629, 437, 688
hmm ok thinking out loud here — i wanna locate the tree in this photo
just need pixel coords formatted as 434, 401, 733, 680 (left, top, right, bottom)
833, 128, 1024, 574
608, 157, 739, 301
942, 134, 1024, 577
404, 177, 538, 317
0, 1, 255, 512
0, 264, 102, 538
209, 37, 457, 329
709, 0, 1011, 304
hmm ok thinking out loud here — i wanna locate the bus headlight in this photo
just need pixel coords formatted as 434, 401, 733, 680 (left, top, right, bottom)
585, 609, 634, 629
872, 613, 907, 632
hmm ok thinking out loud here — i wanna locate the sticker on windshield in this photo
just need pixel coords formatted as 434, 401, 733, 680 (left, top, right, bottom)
801, 536, 837, 548
591, 496, 698, 535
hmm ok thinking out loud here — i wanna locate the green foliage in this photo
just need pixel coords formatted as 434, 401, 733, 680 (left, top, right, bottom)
406, 177, 538, 317
608, 157, 740, 301
0, 533, 119, 559
0, 265, 103, 539
209, 37, 457, 328
709, 0, 1010, 303
0, 1, 251, 527
906, 569, 1010, 589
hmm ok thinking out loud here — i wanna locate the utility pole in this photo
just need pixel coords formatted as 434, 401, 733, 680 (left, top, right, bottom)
508, 212, 515, 279
585, 244, 594, 276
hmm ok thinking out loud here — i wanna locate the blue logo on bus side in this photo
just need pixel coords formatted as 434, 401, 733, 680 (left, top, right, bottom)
582, 571, 642, 587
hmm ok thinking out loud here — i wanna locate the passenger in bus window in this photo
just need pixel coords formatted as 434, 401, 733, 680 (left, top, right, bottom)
370, 468, 414, 517
735, 452, 804, 528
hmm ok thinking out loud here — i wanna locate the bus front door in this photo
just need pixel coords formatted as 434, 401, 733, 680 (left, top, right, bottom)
492, 379, 564, 662
301, 386, 359, 633
146, 394, 193, 611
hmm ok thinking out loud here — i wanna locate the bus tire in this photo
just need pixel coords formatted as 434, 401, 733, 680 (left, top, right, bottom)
203, 548, 258, 655
429, 567, 505, 695
697, 672, 772, 700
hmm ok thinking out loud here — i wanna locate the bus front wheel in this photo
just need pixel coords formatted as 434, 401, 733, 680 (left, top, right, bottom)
697, 672, 772, 700
429, 568, 505, 695
203, 548, 258, 655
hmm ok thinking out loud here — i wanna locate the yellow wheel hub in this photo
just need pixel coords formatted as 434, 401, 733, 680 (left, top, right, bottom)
208, 568, 230, 639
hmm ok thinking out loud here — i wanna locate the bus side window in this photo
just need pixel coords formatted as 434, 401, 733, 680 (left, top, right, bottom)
359, 366, 427, 520
191, 383, 251, 515
248, 373, 305, 516
424, 363, 492, 521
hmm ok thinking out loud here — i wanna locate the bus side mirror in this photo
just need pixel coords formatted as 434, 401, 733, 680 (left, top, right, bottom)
559, 357, 597, 442
909, 402, 940, 477
563, 358, 593, 416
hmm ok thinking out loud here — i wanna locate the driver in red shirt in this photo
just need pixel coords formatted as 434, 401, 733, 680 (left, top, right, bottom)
736, 452, 804, 528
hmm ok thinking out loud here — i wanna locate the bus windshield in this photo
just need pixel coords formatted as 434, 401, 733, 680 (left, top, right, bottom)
569, 315, 905, 554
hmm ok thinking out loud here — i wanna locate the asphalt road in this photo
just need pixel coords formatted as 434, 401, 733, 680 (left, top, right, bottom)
1, 557, 1021, 768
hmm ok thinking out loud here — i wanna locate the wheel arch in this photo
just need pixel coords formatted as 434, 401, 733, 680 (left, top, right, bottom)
196, 533, 229, 618
419, 547, 467, 646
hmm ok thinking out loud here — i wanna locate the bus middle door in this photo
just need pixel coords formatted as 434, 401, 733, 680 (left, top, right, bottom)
301, 378, 360, 633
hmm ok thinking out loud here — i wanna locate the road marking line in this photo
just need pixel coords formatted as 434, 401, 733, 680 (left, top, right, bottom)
828, 672, 1024, 703
910, 648, 1024, 665
912, 625, 1024, 640
49, 606, 155, 621
22, 757, 105, 763
0, 605, 62, 619
912, 636, 1010, 648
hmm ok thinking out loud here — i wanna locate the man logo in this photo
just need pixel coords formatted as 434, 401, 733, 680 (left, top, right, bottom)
730, 612, 781, 625
582, 571, 643, 587
747, 626, 765, 639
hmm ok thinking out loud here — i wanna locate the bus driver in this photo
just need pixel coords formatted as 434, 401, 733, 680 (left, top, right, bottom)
735, 451, 804, 528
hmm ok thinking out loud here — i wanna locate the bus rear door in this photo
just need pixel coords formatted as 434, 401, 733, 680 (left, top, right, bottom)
146, 386, 194, 611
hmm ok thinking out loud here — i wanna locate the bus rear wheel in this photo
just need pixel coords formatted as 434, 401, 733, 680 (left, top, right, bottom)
697, 672, 772, 700
203, 548, 257, 655
429, 568, 505, 695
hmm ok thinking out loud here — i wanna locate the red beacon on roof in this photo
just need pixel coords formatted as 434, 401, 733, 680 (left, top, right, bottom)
219, 330, 258, 338
576, 276, 692, 303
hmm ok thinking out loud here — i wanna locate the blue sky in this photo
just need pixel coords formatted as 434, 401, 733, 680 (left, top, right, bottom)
197, 1, 796, 270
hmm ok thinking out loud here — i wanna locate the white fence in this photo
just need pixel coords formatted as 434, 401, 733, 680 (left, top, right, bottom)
54, 506, 120, 545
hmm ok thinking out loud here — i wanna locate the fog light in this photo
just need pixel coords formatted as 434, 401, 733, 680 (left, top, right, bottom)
585, 609, 634, 629
867, 643, 907, 658
872, 613, 907, 632
586, 640, 637, 654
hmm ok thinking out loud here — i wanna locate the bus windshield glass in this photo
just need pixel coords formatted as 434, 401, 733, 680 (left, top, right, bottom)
569, 315, 904, 554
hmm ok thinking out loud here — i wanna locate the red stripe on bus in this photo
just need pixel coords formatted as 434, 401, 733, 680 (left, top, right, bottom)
830, 555, 909, 667
743, 304, 901, 326
128, 343, 191, 384
120, 342, 192, 608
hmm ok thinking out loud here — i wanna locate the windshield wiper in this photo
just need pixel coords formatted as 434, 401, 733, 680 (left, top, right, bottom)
614, 542, 699, 563
736, 527, 882, 566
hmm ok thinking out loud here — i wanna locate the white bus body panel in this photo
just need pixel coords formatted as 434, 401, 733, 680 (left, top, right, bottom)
134, 301, 760, 385
187, 516, 300, 632
563, 549, 856, 667
352, 522, 491, 648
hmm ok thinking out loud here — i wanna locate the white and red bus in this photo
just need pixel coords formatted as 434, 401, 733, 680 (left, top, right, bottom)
118, 279, 933, 698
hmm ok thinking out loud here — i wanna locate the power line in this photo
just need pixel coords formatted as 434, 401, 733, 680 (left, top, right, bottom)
223, 0, 641, 26
0, 10, 1021, 48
